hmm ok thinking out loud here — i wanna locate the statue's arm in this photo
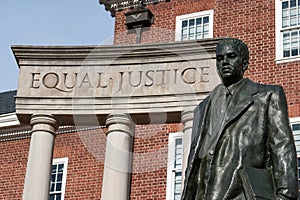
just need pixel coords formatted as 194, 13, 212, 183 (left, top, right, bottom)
268, 86, 298, 199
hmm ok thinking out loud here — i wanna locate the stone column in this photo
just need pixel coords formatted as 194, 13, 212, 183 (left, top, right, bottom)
181, 110, 194, 181
23, 114, 59, 200
101, 114, 135, 200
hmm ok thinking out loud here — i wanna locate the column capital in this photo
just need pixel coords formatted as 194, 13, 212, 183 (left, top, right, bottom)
181, 110, 194, 132
30, 114, 59, 135
181, 110, 194, 124
106, 114, 134, 135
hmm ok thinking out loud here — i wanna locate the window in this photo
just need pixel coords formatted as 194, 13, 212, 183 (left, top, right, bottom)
276, 0, 300, 62
50, 157, 68, 200
298, 158, 300, 193
175, 10, 214, 41
290, 117, 300, 192
290, 117, 300, 155
166, 132, 184, 200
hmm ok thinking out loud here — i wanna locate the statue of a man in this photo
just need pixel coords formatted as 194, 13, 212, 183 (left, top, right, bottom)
181, 38, 299, 200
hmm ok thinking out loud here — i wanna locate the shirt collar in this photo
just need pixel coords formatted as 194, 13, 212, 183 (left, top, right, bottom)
225, 78, 245, 96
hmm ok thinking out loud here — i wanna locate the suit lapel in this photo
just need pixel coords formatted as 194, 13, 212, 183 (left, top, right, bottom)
225, 78, 258, 124
211, 79, 259, 151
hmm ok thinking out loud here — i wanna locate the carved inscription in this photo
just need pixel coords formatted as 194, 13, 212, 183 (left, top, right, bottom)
29, 66, 210, 94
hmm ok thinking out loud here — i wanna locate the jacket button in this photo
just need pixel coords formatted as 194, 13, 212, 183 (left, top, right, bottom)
209, 150, 214, 155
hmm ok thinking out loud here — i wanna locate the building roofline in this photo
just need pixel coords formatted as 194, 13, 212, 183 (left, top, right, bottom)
99, 0, 170, 17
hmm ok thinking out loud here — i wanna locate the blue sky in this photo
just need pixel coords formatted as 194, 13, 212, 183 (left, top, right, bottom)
0, 0, 114, 92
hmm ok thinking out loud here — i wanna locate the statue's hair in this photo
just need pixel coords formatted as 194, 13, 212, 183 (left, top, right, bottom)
216, 38, 249, 61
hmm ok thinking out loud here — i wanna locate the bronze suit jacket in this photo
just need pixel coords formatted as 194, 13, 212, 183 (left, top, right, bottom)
181, 78, 298, 200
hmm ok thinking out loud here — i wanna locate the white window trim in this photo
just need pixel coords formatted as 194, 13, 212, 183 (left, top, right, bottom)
275, 0, 300, 63
175, 10, 214, 41
290, 117, 300, 157
166, 132, 184, 200
290, 116, 300, 124
51, 157, 68, 200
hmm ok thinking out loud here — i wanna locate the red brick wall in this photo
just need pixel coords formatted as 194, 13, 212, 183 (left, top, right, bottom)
53, 128, 107, 200
114, 0, 215, 45
0, 138, 29, 199
0, 123, 182, 199
213, 0, 300, 117
114, 0, 300, 117
0, 128, 107, 200
131, 123, 182, 199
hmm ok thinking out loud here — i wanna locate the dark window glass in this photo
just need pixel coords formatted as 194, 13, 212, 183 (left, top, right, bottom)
50, 183, 55, 192
189, 19, 195, 26
57, 174, 63, 182
52, 165, 57, 173
51, 174, 56, 182
293, 124, 300, 131
284, 50, 291, 57
58, 164, 64, 172
56, 194, 62, 200
175, 138, 182, 146
203, 16, 209, 23
196, 18, 202, 25
282, 1, 289, 9
291, 0, 297, 7
56, 183, 62, 191
292, 49, 299, 56
182, 20, 188, 28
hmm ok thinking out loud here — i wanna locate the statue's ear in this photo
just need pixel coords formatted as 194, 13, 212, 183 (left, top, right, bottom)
243, 60, 249, 71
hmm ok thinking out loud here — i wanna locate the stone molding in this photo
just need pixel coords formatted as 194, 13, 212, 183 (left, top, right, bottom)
12, 39, 221, 125
181, 110, 194, 133
106, 114, 135, 136
30, 114, 59, 135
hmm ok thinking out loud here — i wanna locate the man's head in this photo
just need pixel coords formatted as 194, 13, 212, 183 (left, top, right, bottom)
216, 38, 249, 86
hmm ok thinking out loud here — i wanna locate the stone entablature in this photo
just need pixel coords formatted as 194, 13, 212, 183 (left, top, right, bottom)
12, 39, 220, 125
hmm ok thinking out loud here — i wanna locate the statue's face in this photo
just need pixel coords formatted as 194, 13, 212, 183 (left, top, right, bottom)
216, 43, 247, 86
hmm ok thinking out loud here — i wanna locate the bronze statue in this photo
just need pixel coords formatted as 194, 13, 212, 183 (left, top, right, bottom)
181, 38, 299, 200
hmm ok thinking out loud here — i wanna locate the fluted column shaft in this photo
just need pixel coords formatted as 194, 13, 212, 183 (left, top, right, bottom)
23, 114, 58, 200
101, 114, 135, 200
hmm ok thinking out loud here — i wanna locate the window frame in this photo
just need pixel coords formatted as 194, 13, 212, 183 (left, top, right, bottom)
175, 10, 214, 41
50, 157, 68, 200
166, 132, 184, 200
276, 0, 300, 63
290, 117, 300, 192
290, 117, 300, 156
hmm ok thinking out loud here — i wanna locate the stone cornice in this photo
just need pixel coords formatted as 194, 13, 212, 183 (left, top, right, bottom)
12, 39, 220, 66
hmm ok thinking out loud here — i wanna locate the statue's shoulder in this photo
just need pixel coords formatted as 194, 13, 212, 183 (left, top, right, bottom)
243, 78, 284, 95
255, 81, 284, 94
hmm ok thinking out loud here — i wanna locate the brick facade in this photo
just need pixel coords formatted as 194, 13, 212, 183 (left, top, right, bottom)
0, 124, 181, 199
114, 0, 300, 118
114, 0, 214, 45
